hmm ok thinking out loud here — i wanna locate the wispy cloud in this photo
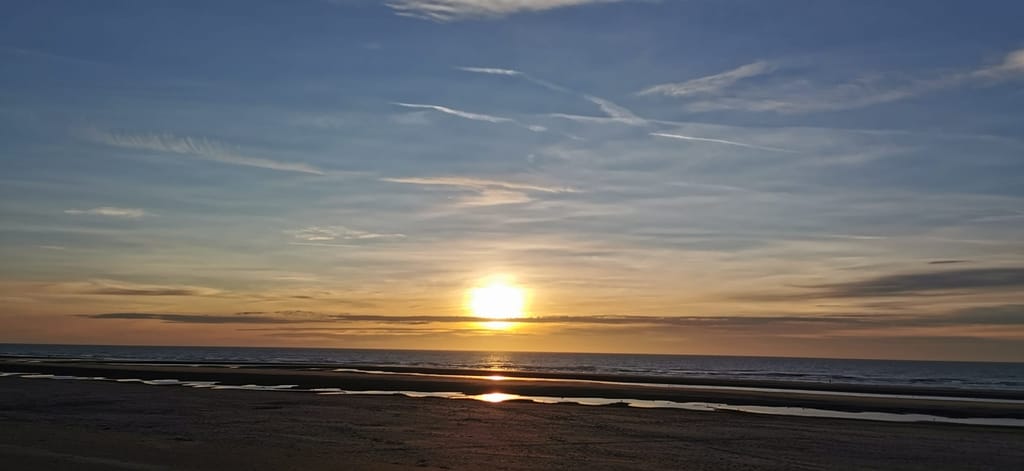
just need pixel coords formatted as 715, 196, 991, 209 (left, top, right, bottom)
458, 62, 799, 154
80, 307, 1024, 330
583, 95, 645, 125
458, 66, 640, 124
650, 132, 792, 153
64, 207, 146, 218
84, 312, 303, 324
86, 130, 325, 175
456, 188, 536, 206
678, 49, 1024, 113
457, 66, 569, 92
809, 267, 1024, 298
969, 48, 1024, 79
457, 66, 522, 76
742, 267, 1024, 302
393, 102, 514, 124
382, 176, 578, 207
288, 226, 406, 242
382, 176, 577, 193
638, 61, 775, 98
2, 45, 107, 67
393, 102, 546, 131
288, 242, 359, 248
55, 279, 220, 297
384, 0, 629, 22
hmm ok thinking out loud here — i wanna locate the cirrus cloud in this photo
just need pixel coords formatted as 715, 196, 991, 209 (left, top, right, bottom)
85, 129, 325, 175
384, 0, 631, 21
64, 207, 146, 218
288, 226, 406, 242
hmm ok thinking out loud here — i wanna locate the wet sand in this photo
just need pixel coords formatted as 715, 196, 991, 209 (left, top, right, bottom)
2, 360, 1023, 419
2, 376, 1023, 470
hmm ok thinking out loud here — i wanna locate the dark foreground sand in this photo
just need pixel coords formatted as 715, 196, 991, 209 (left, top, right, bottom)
2, 377, 1022, 470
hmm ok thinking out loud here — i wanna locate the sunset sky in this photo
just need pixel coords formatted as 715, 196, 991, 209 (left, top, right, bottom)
2, 0, 1023, 360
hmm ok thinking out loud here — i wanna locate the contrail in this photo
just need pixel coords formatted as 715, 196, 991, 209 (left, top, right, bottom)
650, 132, 792, 153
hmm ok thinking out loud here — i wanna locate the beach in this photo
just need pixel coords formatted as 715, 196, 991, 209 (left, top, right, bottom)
2, 359, 1022, 419
2, 362, 1023, 470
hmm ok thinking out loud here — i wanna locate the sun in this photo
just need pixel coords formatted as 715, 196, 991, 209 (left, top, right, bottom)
468, 281, 526, 320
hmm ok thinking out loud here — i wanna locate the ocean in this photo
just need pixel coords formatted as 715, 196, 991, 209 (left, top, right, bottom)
2, 343, 1022, 392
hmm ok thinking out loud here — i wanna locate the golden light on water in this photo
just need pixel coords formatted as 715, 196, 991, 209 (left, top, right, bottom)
475, 392, 518, 403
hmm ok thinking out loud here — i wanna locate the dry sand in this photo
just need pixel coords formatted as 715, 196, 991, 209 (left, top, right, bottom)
2, 376, 1022, 470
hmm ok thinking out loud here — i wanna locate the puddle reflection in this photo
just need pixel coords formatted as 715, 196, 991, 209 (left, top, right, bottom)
4, 371, 1022, 427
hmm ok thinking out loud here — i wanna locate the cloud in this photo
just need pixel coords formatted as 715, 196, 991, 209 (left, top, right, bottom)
638, 61, 775, 98
84, 312, 301, 324
928, 260, 972, 265
254, 327, 488, 337
393, 102, 514, 124
75, 311, 858, 326
57, 279, 221, 297
381, 176, 577, 193
583, 95, 645, 125
382, 176, 578, 206
458, 62, 799, 152
679, 49, 1024, 113
457, 66, 522, 76
82, 312, 468, 325
457, 66, 639, 123
457, 65, 569, 93
64, 207, 146, 218
684, 78, 936, 114
456, 188, 536, 206
384, 0, 629, 21
288, 226, 406, 242
650, 132, 792, 153
938, 305, 1024, 326
2, 46, 107, 68
970, 48, 1024, 79
810, 268, 1024, 298
288, 242, 359, 248
79, 308, 1024, 329
393, 102, 546, 131
86, 130, 325, 175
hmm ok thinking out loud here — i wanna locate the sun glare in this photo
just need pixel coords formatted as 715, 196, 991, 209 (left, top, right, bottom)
474, 392, 519, 403
468, 281, 526, 320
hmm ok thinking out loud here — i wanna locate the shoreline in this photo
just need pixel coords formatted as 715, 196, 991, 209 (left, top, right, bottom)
4, 356, 1022, 400
3, 359, 1022, 420
2, 376, 1022, 470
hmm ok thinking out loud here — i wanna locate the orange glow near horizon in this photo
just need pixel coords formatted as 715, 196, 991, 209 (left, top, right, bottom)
478, 320, 517, 331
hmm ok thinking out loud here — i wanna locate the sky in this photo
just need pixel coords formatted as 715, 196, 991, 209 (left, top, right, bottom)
1, 0, 1023, 361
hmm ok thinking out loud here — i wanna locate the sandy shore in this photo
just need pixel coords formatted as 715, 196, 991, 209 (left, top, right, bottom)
2, 376, 1023, 470
2, 360, 1022, 419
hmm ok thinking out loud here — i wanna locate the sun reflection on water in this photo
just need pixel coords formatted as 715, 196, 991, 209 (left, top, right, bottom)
474, 392, 519, 403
